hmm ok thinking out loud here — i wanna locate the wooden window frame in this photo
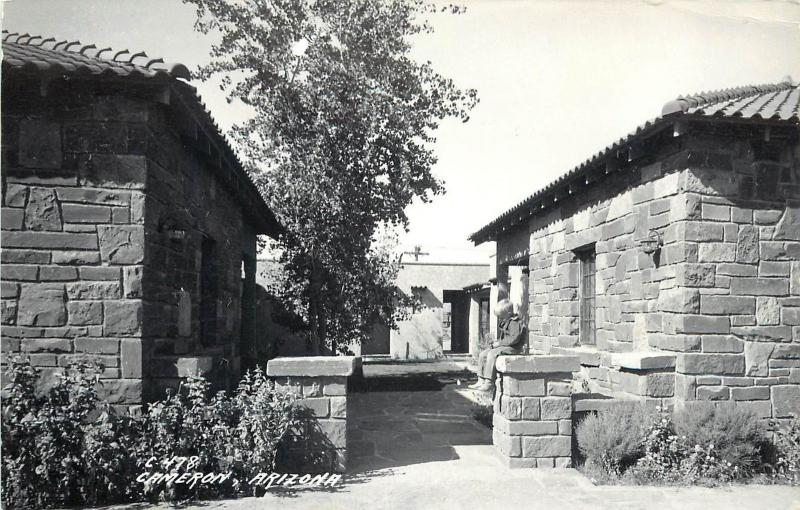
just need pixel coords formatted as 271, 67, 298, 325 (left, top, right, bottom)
576, 245, 596, 346
200, 236, 218, 347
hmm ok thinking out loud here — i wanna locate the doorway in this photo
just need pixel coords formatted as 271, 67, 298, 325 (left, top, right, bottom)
442, 289, 470, 353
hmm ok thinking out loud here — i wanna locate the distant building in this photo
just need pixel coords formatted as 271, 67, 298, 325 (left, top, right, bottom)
362, 247, 490, 359
0, 32, 281, 406
471, 81, 800, 418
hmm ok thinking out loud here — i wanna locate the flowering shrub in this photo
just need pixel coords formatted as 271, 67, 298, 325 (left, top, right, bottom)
1, 356, 298, 509
478, 332, 495, 352
628, 406, 746, 484
578, 403, 777, 485
674, 403, 766, 477
771, 418, 800, 485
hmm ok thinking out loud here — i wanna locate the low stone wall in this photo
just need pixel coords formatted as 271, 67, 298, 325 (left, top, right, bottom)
267, 356, 360, 473
493, 355, 579, 468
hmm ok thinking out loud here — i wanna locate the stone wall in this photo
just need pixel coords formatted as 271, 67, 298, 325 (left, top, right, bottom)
517, 127, 800, 419
1, 81, 261, 406
267, 356, 359, 473
668, 133, 800, 420
524, 133, 689, 401
2, 89, 150, 407
492, 355, 579, 468
139, 101, 257, 399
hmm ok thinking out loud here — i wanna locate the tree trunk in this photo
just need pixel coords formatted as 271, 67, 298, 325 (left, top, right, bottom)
308, 256, 325, 355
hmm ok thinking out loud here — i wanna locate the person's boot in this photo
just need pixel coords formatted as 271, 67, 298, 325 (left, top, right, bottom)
476, 379, 494, 392
468, 378, 486, 389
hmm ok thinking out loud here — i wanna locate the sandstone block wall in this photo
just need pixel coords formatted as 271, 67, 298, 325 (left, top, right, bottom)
517, 127, 799, 420
668, 134, 800, 420
492, 355, 579, 468
527, 160, 699, 357
139, 100, 257, 399
2, 92, 148, 407
267, 356, 359, 473
2, 82, 262, 405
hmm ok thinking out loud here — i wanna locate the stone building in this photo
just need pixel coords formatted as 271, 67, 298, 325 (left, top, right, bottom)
363, 247, 489, 359
1, 32, 281, 406
470, 81, 800, 419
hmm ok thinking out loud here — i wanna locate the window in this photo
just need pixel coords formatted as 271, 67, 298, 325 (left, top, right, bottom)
240, 254, 256, 364
478, 297, 490, 342
577, 247, 596, 345
200, 236, 218, 347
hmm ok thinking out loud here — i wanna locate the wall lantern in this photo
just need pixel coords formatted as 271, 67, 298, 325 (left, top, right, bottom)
639, 230, 662, 255
167, 228, 186, 242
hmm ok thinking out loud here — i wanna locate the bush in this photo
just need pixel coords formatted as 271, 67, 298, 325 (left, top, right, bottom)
629, 404, 767, 484
1, 356, 298, 509
138, 368, 298, 500
674, 403, 767, 477
771, 418, 800, 485
1, 357, 114, 508
576, 404, 648, 477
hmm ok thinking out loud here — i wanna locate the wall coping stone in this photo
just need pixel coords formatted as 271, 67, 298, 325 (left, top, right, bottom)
496, 355, 580, 374
550, 346, 602, 367
267, 356, 360, 377
609, 352, 676, 371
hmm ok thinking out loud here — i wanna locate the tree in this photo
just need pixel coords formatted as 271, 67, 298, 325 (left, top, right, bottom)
184, 0, 478, 354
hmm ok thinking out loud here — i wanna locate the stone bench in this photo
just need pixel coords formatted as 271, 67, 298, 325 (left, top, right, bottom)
267, 356, 361, 472
492, 354, 580, 468
551, 347, 677, 402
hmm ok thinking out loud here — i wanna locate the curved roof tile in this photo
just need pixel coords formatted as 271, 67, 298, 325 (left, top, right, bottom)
2, 29, 282, 237
1, 30, 191, 80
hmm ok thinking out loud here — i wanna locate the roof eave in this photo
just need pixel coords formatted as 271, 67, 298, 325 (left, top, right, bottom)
467, 109, 800, 245
2, 64, 285, 239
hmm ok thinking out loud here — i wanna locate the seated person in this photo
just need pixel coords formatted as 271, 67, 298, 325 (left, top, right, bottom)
469, 299, 526, 392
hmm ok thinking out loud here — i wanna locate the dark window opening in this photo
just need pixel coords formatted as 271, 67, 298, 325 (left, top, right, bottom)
200, 236, 218, 347
780, 166, 793, 184
240, 254, 256, 367
755, 164, 780, 200
751, 140, 782, 162
479, 297, 491, 343
576, 246, 596, 346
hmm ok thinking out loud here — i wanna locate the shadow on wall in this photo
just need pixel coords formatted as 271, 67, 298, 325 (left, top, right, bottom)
391, 307, 445, 360
410, 286, 442, 309
255, 284, 311, 358
276, 406, 342, 474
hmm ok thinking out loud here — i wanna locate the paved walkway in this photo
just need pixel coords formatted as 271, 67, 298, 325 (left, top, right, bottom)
117, 360, 799, 510
347, 364, 490, 472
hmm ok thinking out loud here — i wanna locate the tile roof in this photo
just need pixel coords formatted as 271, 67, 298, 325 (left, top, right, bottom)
2, 30, 282, 237
662, 81, 799, 121
2, 31, 190, 80
469, 79, 799, 244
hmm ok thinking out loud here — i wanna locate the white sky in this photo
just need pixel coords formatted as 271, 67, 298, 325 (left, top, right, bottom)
4, 0, 800, 263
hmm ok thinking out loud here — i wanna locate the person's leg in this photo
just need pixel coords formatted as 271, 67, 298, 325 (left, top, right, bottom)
479, 346, 519, 390
470, 348, 490, 388
478, 349, 488, 374
481, 346, 504, 381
